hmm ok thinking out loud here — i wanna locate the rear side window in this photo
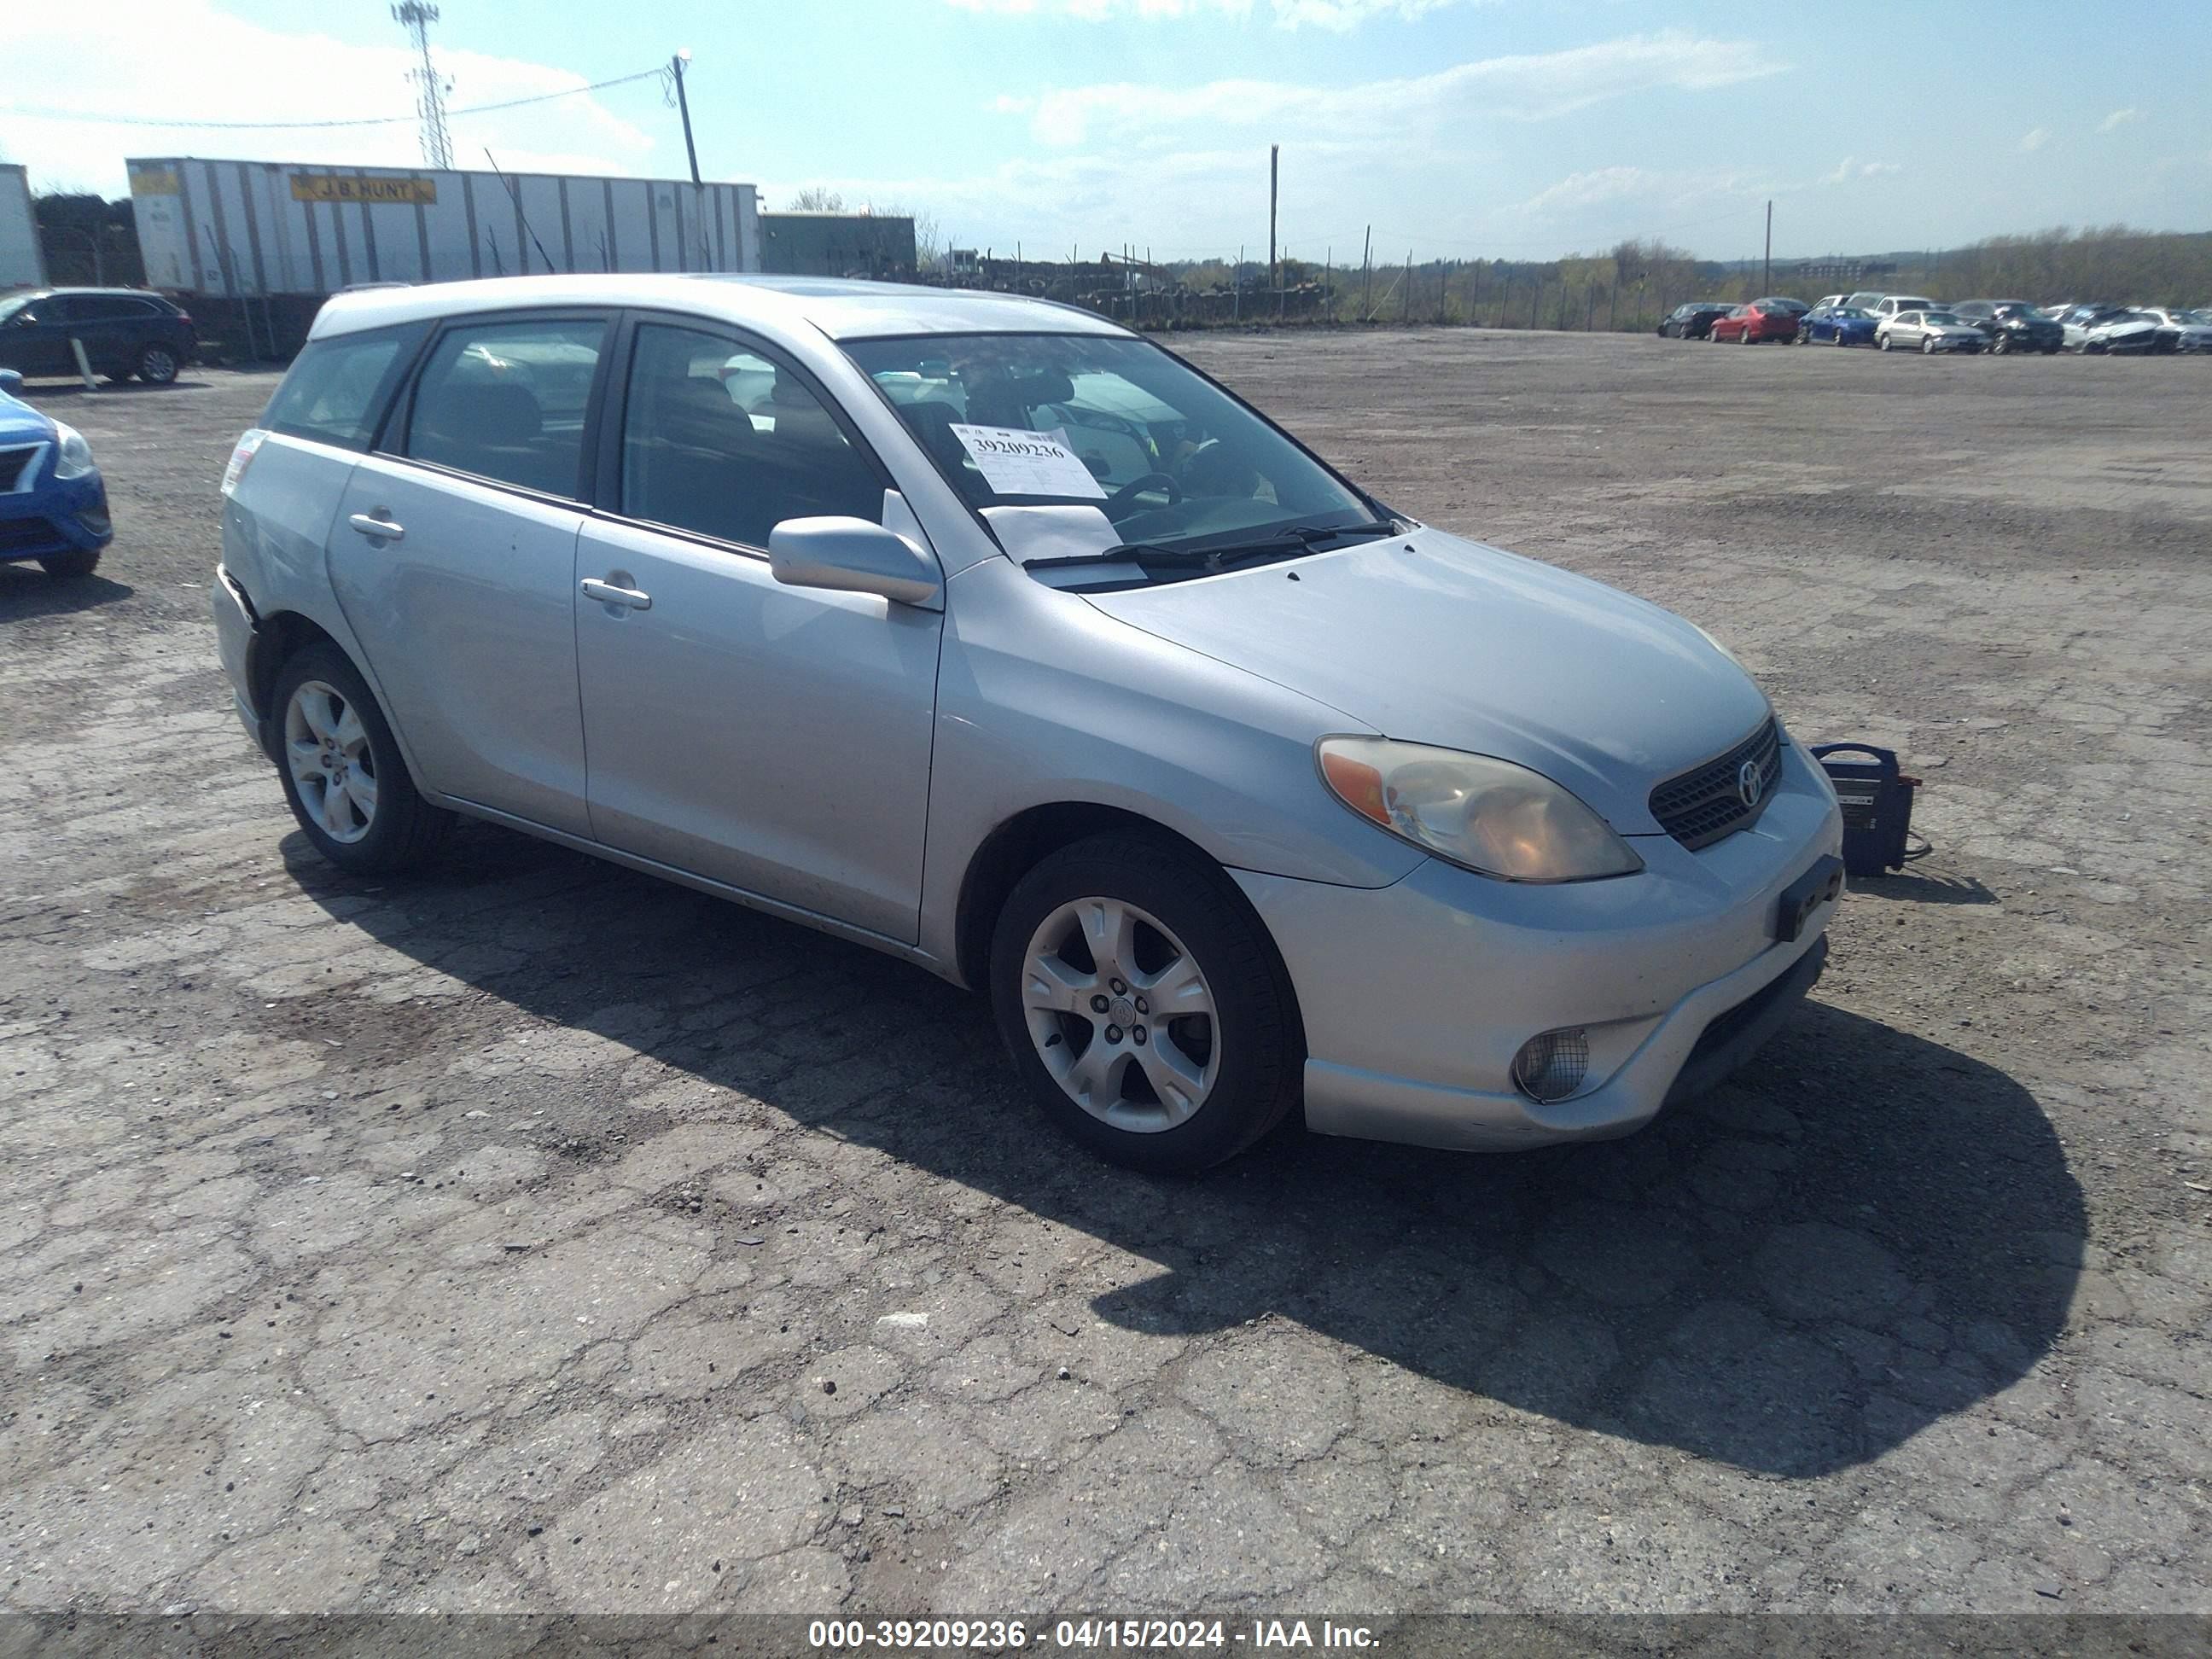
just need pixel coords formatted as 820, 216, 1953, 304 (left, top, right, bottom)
404, 317, 608, 498
261, 323, 424, 451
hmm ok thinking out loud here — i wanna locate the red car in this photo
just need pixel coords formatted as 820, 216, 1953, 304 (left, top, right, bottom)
1708, 298, 1807, 345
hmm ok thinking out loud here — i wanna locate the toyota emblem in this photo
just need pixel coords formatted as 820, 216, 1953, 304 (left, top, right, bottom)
1738, 759, 1765, 808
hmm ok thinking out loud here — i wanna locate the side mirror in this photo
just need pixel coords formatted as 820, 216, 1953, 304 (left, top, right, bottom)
0, 369, 21, 394
767, 516, 943, 611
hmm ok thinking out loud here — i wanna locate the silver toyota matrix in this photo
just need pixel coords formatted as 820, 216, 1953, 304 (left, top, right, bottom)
213, 276, 1844, 1172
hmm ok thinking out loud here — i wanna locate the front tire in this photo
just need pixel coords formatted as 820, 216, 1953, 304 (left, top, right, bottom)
271, 643, 451, 874
989, 833, 1301, 1173
37, 548, 102, 579
1922, 336, 1936, 355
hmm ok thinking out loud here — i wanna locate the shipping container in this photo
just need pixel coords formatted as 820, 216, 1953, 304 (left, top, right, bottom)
1, 165, 47, 290
758, 212, 916, 278
125, 156, 759, 300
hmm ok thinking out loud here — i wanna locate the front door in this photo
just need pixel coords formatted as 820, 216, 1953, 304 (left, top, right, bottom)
0, 300, 73, 376
574, 318, 942, 942
325, 311, 613, 837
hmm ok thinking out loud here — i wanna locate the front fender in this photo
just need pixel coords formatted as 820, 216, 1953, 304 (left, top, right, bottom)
915, 557, 1423, 969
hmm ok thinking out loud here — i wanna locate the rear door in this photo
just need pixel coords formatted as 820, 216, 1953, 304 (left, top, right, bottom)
63, 295, 143, 375
573, 314, 943, 940
327, 309, 613, 838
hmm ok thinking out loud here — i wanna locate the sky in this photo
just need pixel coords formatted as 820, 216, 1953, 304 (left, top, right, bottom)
5, 0, 2209, 266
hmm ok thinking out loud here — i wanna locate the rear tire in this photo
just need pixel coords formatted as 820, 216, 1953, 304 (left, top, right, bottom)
988, 833, 1302, 1173
270, 643, 452, 875
37, 548, 102, 579
137, 343, 182, 385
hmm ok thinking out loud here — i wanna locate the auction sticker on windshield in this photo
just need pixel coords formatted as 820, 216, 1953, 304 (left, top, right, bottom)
950, 423, 1108, 499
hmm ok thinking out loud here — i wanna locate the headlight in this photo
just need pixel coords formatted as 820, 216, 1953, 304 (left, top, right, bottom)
51, 422, 96, 481
1317, 736, 1644, 882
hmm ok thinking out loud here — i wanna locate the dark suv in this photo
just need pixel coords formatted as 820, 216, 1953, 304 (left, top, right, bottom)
1658, 302, 1734, 340
0, 288, 196, 384
1949, 300, 2064, 355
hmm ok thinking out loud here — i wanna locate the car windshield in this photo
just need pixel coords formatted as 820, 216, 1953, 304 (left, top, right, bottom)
1832, 309, 1870, 320
0, 294, 37, 324
843, 332, 1382, 573
1924, 312, 1961, 326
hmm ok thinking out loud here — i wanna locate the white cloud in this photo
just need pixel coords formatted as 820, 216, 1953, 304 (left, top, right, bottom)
1513, 163, 1770, 226
1003, 32, 1787, 145
945, 0, 1474, 26
1824, 155, 1901, 183
2098, 107, 2139, 133
1272, 0, 1466, 26
0, 0, 658, 195
2020, 127, 2049, 152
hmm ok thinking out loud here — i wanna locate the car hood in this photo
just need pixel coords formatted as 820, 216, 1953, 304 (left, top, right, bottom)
0, 392, 54, 444
1085, 526, 1772, 835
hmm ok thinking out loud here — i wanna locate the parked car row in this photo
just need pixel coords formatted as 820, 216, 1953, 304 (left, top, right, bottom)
1659, 294, 2212, 356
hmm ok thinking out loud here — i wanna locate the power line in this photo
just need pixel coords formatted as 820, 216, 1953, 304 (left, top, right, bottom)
0, 67, 666, 131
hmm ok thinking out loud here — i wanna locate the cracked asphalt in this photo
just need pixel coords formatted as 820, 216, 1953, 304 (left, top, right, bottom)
0, 330, 2206, 1615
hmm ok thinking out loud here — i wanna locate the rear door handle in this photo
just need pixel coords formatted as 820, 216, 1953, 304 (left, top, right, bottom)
580, 576, 653, 611
347, 512, 405, 542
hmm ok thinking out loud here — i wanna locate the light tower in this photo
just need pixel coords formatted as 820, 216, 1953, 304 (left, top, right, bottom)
393, 3, 454, 171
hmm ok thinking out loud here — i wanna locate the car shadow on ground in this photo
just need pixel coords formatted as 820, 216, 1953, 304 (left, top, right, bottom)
1848, 868, 1998, 905
294, 820, 2082, 1481
15, 378, 212, 401
0, 566, 133, 619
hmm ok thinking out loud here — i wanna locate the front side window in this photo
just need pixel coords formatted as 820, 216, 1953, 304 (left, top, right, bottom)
842, 332, 1374, 567
261, 323, 423, 451
405, 317, 607, 498
619, 322, 883, 548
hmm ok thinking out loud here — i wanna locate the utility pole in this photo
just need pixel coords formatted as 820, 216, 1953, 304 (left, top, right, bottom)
1268, 143, 1279, 308
1762, 199, 1772, 294
671, 49, 701, 185
1403, 250, 1412, 324
1360, 225, 1372, 321
392, 3, 453, 170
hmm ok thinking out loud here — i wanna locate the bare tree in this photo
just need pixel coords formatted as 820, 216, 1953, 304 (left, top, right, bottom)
783, 187, 847, 212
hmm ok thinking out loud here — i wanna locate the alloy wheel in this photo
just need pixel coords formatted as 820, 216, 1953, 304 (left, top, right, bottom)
284, 679, 379, 844
1020, 896, 1220, 1133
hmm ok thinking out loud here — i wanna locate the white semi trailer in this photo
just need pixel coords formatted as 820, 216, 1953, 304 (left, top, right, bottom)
1, 165, 48, 290
126, 156, 760, 299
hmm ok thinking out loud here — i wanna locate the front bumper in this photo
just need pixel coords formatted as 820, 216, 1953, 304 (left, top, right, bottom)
1235, 741, 1845, 1151
0, 469, 113, 563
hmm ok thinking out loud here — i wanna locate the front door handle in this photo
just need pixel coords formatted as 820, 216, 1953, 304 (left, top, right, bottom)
347, 511, 405, 542
580, 576, 653, 612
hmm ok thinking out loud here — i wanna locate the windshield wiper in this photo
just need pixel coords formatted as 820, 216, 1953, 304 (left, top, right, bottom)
1026, 518, 1400, 576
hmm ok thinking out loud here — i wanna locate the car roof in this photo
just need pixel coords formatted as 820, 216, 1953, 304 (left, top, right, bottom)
22, 287, 173, 300
308, 274, 1133, 345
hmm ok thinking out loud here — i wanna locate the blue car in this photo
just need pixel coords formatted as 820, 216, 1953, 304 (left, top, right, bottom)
0, 368, 113, 579
1796, 305, 1878, 346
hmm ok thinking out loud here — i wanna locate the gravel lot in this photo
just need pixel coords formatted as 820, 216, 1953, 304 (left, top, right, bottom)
2, 329, 2207, 1617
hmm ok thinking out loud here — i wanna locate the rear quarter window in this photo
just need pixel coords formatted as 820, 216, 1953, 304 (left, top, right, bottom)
261, 323, 426, 451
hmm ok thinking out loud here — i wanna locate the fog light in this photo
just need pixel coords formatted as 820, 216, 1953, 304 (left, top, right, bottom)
1512, 1027, 1590, 1103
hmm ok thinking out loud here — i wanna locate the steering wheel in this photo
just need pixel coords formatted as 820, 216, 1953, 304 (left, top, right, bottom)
1107, 472, 1184, 513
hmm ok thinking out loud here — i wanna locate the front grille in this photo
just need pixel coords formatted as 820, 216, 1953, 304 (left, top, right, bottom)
0, 443, 44, 493
1649, 719, 1783, 850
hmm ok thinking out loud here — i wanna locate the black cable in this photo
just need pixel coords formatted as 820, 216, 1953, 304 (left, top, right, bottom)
4, 67, 666, 131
